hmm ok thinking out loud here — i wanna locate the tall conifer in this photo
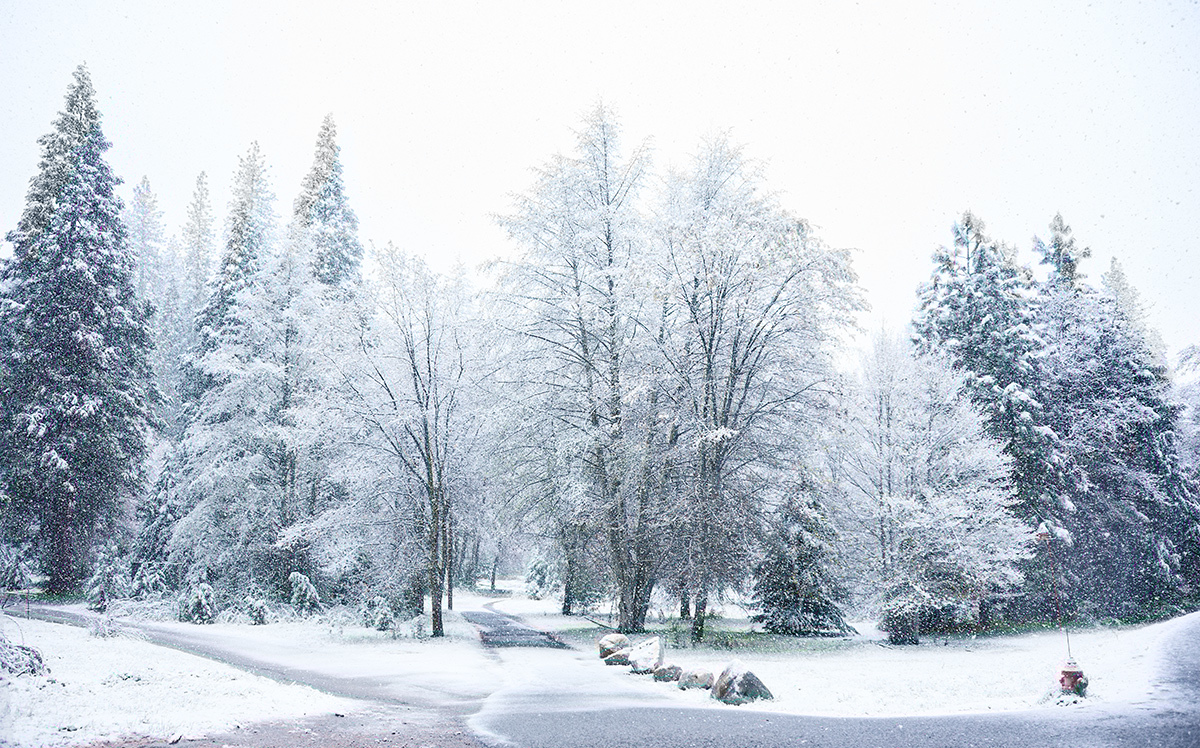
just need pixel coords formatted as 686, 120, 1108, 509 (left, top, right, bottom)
0, 66, 155, 593
294, 115, 362, 287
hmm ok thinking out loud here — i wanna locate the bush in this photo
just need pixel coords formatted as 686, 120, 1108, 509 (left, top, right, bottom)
88, 615, 121, 638
246, 596, 269, 625
360, 595, 393, 631
525, 556, 557, 600
180, 583, 217, 624
0, 630, 45, 675
289, 572, 320, 614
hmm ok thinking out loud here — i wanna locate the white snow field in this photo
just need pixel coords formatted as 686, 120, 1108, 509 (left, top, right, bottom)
1, 589, 1193, 747
0, 602, 499, 747
0, 615, 353, 747
483, 591, 1196, 718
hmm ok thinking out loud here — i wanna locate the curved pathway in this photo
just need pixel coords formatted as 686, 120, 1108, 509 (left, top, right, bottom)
19, 603, 1200, 748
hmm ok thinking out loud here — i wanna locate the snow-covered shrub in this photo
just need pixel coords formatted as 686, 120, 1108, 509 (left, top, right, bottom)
180, 583, 217, 624
881, 581, 928, 645
106, 596, 177, 622
88, 615, 121, 638
0, 545, 33, 591
85, 545, 131, 612
360, 595, 393, 631
289, 572, 320, 614
0, 630, 45, 675
246, 596, 269, 625
400, 614, 429, 639
524, 556, 558, 600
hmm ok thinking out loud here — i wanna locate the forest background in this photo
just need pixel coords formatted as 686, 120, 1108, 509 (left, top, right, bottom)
2, 2, 1200, 645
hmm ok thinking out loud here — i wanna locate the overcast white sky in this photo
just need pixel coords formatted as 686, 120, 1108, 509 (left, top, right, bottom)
2, 1, 1197, 359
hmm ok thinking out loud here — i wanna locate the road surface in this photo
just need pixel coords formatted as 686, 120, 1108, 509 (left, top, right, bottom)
19, 602, 1200, 748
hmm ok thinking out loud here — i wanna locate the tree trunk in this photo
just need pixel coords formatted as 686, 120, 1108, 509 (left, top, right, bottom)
679, 592, 691, 620
490, 554, 498, 591
470, 536, 481, 588
47, 498, 76, 595
562, 543, 577, 616
444, 510, 454, 611
690, 591, 708, 643
428, 488, 444, 637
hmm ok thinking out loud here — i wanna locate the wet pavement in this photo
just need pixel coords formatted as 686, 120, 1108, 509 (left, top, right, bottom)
459, 607, 568, 649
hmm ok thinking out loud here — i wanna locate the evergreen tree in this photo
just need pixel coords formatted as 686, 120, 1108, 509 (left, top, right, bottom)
0, 66, 155, 594
193, 144, 274, 361
181, 172, 215, 317
912, 213, 1066, 523
125, 178, 192, 435
294, 115, 363, 287
125, 176, 165, 302
751, 492, 852, 636
170, 143, 283, 592
1033, 219, 1200, 617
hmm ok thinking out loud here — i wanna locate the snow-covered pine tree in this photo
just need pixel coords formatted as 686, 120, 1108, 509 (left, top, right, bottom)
170, 143, 283, 595
1177, 345, 1200, 484
0, 65, 155, 594
125, 176, 166, 303
181, 172, 216, 305
273, 115, 365, 528
294, 115, 363, 287
751, 490, 851, 636
85, 542, 130, 612
175, 172, 217, 422
912, 212, 1064, 521
125, 178, 193, 435
1032, 219, 1200, 617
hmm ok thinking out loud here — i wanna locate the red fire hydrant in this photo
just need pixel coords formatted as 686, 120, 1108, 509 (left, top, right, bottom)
1059, 659, 1088, 697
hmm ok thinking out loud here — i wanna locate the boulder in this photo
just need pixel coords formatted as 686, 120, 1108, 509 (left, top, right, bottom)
653, 664, 682, 682
677, 667, 715, 690
712, 660, 773, 704
598, 633, 631, 659
603, 648, 632, 666
629, 636, 664, 673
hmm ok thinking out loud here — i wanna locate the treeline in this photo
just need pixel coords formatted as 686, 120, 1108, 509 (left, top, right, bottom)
2, 67, 1198, 642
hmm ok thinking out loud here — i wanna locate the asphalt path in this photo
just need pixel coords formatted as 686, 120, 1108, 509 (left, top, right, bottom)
18, 603, 1200, 748
460, 604, 568, 648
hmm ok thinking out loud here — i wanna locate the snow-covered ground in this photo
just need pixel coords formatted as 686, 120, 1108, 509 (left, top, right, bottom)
2, 587, 1193, 747
485, 591, 1195, 718
0, 600, 503, 747
0, 615, 354, 747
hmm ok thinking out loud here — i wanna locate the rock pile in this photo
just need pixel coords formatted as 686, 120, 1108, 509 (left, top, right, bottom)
594, 634, 772, 704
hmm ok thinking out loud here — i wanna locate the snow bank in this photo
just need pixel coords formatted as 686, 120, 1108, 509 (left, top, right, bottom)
0, 616, 353, 747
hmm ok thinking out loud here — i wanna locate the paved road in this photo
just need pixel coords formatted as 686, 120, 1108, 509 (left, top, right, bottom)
460, 604, 568, 648
19, 603, 1200, 748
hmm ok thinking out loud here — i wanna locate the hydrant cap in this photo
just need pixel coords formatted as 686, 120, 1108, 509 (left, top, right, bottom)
1061, 659, 1083, 674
